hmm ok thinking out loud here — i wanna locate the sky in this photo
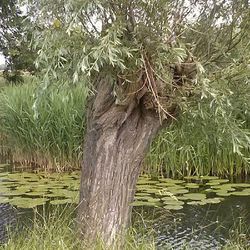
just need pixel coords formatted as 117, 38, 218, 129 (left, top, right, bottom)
0, 53, 5, 65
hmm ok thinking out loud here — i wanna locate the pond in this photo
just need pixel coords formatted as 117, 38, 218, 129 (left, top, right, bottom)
0, 163, 249, 249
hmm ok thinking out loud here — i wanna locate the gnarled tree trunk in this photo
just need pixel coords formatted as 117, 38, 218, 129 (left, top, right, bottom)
77, 76, 177, 246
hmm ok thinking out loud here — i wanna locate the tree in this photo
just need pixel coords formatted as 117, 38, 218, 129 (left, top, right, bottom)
0, 0, 36, 82
25, 0, 250, 246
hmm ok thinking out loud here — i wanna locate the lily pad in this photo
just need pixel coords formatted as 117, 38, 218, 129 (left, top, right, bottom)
50, 199, 73, 205
231, 191, 250, 196
156, 183, 180, 187
25, 191, 48, 196
216, 191, 231, 197
0, 164, 10, 168
181, 193, 206, 201
231, 183, 250, 188
135, 196, 153, 201
206, 180, 229, 186
130, 201, 159, 207
2, 189, 28, 196
205, 198, 224, 204
187, 201, 207, 205
0, 197, 10, 204
166, 188, 189, 195
137, 179, 159, 185
159, 178, 185, 184
185, 183, 200, 189
184, 176, 201, 181
135, 192, 151, 197
200, 176, 219, 180
163, 200, 184, 206
164, 205, 183, 210
9, 197, 48, 208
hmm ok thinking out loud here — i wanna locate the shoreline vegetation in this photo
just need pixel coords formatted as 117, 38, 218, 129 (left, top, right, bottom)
0, 79, 249, 177
1, 207, 248, 250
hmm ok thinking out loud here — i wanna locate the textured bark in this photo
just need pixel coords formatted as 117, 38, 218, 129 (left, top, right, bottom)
77, 77, 176, 246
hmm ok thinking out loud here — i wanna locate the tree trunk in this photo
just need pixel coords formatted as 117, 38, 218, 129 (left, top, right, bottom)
77, 76, 176, 246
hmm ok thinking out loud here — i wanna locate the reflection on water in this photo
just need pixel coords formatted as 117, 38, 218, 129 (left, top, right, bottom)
134, 196, 250, 249
0, 203, 16, 243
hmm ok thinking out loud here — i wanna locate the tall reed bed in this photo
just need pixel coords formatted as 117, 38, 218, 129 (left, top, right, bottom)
0, 80, 249, 175
0, 81, 87, 170
146, 97, 250, 177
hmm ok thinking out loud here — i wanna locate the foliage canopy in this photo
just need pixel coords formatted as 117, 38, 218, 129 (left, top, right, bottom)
25, 0, 250, 158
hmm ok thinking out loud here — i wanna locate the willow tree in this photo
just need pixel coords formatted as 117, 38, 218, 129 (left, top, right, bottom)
26, 0, 250, 246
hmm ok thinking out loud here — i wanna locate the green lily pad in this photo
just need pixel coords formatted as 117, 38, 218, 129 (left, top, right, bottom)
2, 189, 28, 196
164, 205, 183, 210
137, 180, 159, 185
184, 176, 201, 180
0, 172, 9, 177
0, 182, 18, 187
9, 197, 48, 208
231, 183, 250, 188
231, 191, 250, 196
206, 180, 229, 186
0, 164, 10, 168
135, 192, 151, 196
159, 178, 185, 184
45, 193, 64, 198
187, 201, 206, 206
163, 200, 184, 206
31, 185, 49, 192
205, 198, 224, 204
0, 197, 10, 204
166, 188, 189, 195
204, 189, 215, 193
135, 196, 153, 201
216, 191, 231, 197
130, 201, 159, 207
181, 193, 206, 201
200, 176, 219, 180
213, 184, 235, 192
25, 191, 48, 196
161, 196, 179, 202
136, 185, 154, 191
143, 189, 161, 194
50, 199, 73, 205
156, 183, 180, 187
185, 183, 200, 189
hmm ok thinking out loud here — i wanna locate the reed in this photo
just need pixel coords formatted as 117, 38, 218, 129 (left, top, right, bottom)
0, 81, 87, 170
146, 111, 250, 178
0, 80, 249, 175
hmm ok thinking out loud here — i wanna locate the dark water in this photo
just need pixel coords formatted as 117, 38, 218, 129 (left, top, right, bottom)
133, 196, 250, 249
0, 163, 249, 249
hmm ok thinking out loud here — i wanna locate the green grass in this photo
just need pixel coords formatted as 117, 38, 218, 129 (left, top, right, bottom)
1, 206, 248, 250
145, 112, 250, 178
2, 206, 155, 250
0, 79, 249, 175
0, 81, 88, 170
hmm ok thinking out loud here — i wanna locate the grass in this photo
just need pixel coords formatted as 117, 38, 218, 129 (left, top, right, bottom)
145, 111, 250, 178
0, 79, 249, 175
1, 205, 249, 250
0, 81, 88, 170
1, 206, 156, 250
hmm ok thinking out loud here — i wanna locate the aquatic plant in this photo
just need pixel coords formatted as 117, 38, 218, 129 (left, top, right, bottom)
0, 79, 249, 175
0, 82, 87, 170
146, 99, 250, 178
